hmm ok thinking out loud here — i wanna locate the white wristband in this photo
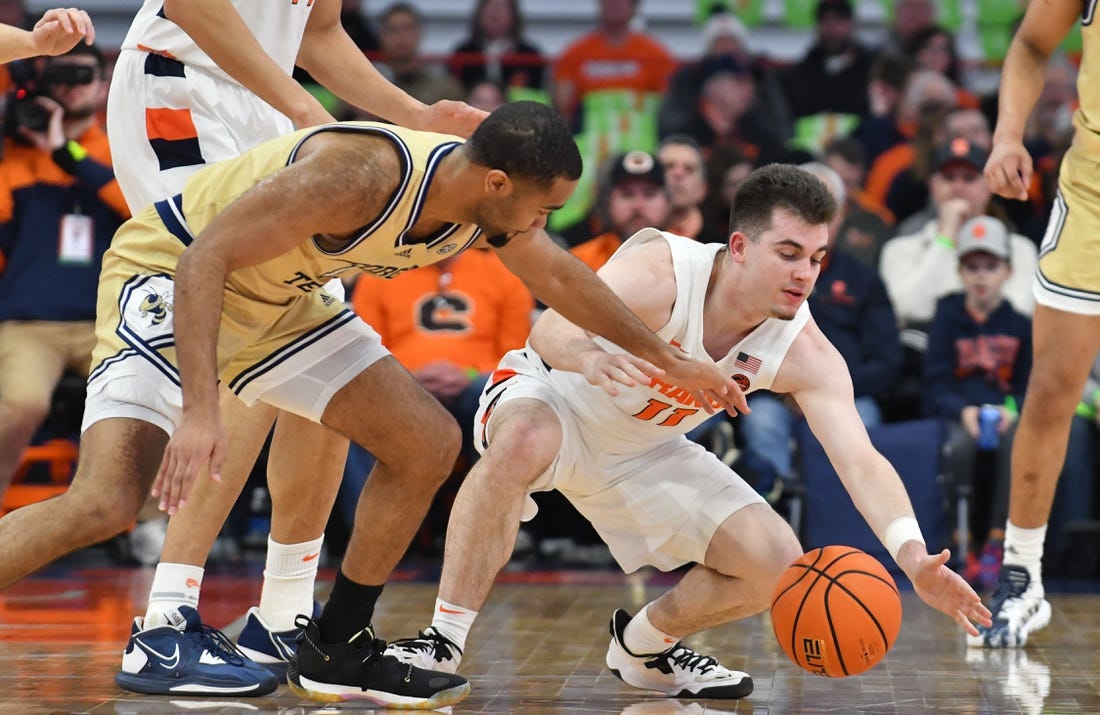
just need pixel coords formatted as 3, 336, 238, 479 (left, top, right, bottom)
882, 517, 926, 562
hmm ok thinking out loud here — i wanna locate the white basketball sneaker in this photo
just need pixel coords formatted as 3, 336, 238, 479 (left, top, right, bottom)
605, 609, 753, 699
967, 565, 1052, 648
385, 626, 463, 674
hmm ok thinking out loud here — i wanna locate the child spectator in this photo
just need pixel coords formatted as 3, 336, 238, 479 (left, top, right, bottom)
922, 216, 1031, 589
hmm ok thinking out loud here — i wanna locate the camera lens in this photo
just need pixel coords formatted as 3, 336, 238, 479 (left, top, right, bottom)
11, 98, 50, 132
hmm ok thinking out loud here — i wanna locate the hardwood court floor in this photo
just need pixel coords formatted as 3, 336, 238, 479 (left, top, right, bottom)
1, 559, 1098, 714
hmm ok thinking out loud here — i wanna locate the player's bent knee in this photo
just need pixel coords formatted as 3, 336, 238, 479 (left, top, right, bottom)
388, 418, 461, 487
771, 532, 805, 579
54, 486, 142, 545
487, 413, 562, 468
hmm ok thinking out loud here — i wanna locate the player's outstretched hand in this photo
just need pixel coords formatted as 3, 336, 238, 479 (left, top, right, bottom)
984, 140, 1031, 202
152, 409, 225, 515
31, 8, 95, 56
901, 545, 993, 636
580, 350, 663, 397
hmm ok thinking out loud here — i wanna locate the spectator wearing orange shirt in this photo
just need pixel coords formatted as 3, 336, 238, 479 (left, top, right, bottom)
571, 150, 671, 271
339, 248, 534, 534
552, 0, 676, 129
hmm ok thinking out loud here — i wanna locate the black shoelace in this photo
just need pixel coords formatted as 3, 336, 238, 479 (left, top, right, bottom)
666, 646, 718, 675
194, 624, 248, 666
390, 629, 460, 662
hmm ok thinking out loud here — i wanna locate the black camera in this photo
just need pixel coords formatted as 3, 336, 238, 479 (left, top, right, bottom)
3, 61, 97, 136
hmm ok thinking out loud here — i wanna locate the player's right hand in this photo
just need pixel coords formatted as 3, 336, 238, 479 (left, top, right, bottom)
899, 545, 992, 636
152, 408, 225, 515
31, 8, 95, 56
984, 140, 1032, 202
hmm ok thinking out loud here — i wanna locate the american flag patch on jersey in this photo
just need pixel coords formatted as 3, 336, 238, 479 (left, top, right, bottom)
734, 351, 762, 374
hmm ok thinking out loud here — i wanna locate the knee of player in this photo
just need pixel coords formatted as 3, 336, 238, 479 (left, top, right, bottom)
771, 532, 805, 580
1025, 370, 1082, 418
487, 411, 561, 464
390, 417, 461, 484
59, 476, 144, 541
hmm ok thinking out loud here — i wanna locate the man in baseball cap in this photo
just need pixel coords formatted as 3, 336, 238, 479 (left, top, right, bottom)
933, 136, 989, 175
572, 150, 671, 270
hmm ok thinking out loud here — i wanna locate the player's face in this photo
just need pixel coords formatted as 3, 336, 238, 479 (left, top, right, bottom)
744, 209, 828, 320
477, 174, 576, 240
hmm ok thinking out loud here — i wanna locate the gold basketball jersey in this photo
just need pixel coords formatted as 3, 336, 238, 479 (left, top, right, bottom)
92, 122, 483, 385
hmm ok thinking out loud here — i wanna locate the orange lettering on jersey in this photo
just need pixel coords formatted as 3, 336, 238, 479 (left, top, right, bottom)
664, 387, 695, 406
649, 375, 724, 409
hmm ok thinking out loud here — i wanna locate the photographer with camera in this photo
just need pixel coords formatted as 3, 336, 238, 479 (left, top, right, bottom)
0, 41, 127, 500
1, 7, 94, 64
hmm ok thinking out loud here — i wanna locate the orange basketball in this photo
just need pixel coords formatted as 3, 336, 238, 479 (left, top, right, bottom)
770, 546, 902, 677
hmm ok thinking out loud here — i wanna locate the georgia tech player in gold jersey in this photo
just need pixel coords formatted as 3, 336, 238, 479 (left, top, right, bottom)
974, 0, 1100, 649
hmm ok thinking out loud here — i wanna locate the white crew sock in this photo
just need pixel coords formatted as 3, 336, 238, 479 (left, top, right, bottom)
623, 604, 679, 655
429, 598, 478, 654
258, 535, 323, 631
145, 562, 204, 628
1002, 521, 1047, 584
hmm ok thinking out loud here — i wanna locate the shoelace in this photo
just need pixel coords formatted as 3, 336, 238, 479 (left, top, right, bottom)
390, 629, 460, 662
667, 646, 718, 675
194, 625, 248, 666
347, 628, 393, 667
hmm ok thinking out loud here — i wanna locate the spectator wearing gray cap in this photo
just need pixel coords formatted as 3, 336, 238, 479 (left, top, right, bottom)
571, 150, 671, 271
879, 137, 1039, 330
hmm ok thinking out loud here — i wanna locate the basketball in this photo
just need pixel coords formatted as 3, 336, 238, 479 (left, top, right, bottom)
770, 546, 902, 677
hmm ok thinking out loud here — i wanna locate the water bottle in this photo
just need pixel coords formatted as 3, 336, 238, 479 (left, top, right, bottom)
977, 404, 1001, 450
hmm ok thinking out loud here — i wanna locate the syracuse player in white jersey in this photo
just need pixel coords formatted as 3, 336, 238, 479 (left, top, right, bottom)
104, 0, 486, 695
388, 164, 991, 700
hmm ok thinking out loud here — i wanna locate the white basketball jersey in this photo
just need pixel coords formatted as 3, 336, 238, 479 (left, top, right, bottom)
120, 0, 312, 83
535, 228, 809, 450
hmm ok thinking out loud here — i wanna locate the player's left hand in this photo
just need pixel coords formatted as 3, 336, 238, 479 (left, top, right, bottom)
899, 543, 992, 636
415, 100, 488, 138
152, 408, 225, 515
31, 8, 95, 56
